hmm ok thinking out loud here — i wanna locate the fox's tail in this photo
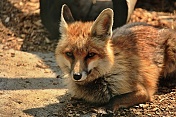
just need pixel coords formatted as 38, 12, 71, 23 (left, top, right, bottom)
163, 29, 176, 78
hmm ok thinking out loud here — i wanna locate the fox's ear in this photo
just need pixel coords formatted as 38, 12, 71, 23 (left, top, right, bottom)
91, 8, 113, 40
60, 4, 75, 34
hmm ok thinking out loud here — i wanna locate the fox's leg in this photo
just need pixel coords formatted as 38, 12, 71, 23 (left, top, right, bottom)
107, 84, 153, 112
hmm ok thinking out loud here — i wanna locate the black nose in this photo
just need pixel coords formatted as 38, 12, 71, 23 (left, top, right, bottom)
73, 73, 82, 80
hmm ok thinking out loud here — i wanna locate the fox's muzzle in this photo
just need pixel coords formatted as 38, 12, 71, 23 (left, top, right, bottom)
73, 72, 82, 80
72, 71, 88, 81
71, 59, 89, 81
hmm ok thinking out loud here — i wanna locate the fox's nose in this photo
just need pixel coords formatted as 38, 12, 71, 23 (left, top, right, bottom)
73, 73, 82, 80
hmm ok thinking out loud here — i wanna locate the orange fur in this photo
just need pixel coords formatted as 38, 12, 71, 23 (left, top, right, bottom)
55, 5, 176, 111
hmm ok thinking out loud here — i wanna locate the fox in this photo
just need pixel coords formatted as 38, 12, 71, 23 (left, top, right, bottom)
55, 4, 176, 111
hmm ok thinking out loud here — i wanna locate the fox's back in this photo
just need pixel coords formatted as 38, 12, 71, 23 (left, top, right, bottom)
112, 23, 176, 76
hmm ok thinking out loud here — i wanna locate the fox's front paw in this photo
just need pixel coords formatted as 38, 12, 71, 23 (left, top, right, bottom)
112, 104, 120, 112
105, 102, 120, 112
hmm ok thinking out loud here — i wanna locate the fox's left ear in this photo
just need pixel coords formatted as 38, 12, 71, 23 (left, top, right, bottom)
91, 8, 113, 40
60, 4, 75, 34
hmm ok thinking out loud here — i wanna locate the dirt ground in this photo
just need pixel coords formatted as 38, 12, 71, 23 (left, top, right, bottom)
0, 48, 68, 117
0, 0, 176, 117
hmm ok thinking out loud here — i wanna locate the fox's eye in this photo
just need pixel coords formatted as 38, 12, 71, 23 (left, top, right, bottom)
65, 52, 74, 58
87, 52, 96, 58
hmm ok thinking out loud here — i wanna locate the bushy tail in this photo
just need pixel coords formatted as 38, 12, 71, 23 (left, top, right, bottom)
163, 29, 176, 78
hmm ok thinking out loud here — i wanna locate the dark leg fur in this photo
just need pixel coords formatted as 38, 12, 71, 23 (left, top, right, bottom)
106, 85, 151, 112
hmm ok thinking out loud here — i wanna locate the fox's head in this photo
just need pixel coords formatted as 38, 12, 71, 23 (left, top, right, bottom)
55, 4, 114, 84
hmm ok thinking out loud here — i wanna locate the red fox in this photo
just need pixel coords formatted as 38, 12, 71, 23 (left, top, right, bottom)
55, 4, 176, 111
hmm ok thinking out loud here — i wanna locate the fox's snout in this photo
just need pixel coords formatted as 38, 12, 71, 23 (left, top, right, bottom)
71, 71, 89, 81
71, 60, 90, 82
73, 72, 82, 80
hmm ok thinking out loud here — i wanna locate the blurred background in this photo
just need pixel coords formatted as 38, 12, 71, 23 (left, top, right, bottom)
0, 0, 176, 52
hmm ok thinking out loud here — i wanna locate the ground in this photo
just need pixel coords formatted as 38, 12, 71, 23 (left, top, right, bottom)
0, 0, 176, 117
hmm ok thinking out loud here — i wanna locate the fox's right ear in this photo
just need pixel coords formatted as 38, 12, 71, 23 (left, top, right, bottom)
60, 4, 75, 34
